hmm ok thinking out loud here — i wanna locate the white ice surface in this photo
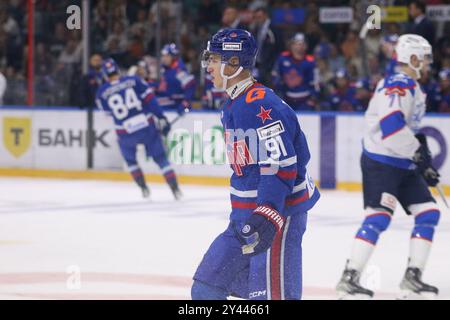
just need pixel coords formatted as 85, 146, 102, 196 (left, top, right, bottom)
0, 177, 449, 300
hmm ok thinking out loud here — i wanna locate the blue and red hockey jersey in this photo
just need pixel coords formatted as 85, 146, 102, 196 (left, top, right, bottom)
156, 58, 196, 111
95, 75, 164, 134
271, 51, 318, 110
221, 82, 320, 221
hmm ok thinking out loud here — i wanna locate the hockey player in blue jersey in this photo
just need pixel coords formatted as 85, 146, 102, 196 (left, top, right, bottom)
271, 33, 319, 111
328, 69, 359, 112
96, 58, 182, 199
191, 29, 320, 300
336, 35, 441, 299
156, 43, 196, 114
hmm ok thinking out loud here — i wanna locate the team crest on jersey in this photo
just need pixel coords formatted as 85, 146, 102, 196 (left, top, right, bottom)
3, 117, 31, 158
256, 106, 272, 124
283, 60, 290, 67
385, 87, 406, 96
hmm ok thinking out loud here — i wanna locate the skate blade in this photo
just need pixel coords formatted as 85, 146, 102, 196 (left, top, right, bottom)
337, 291, 372, 300
397, 289, 437, 300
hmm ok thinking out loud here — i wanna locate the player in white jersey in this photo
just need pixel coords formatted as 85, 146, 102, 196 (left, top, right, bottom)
336, 34, 442, 299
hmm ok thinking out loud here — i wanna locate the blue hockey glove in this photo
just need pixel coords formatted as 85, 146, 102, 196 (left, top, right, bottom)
240, 205, 285, 256
159, 116, 171, 136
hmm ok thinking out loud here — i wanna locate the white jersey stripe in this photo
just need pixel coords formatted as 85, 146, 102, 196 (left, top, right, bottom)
258, 156, 297, 167
230, 181, 307, 199
230, 187, 257, 198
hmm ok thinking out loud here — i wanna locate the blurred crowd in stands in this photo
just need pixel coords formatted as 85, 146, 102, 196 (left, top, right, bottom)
0, 0, 450, 113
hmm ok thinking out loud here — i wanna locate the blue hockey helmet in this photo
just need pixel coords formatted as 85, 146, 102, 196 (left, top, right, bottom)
101, 58, 120, 79
161, 43, 180, 56
201, 28, 257, 70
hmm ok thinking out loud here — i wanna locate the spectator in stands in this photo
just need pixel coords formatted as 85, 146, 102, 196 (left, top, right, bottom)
340, 30, 360, 61
126, 0, 151, 23
58, 39, 82, 65
380, 34, 399, 75
49, 22, 68, 58
105, 22, 128, 55
327, 43, 346, 74
328, 69, 358, 112
433, 69, 450, 113
251, 6, 283, 86
79, 53, 103, 109
408, 0, 435, 46
221, 6, 246, 29
196, 0, 222, 29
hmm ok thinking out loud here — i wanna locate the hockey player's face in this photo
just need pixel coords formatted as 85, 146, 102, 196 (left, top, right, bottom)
291, 41, 306, 57
161, 54, 173, 66
205, 54, 224, 88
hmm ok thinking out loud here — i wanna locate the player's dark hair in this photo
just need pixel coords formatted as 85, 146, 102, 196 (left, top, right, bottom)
410, 0, 426, 13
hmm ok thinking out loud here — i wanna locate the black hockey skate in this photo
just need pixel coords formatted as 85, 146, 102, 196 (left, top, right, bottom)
169, 183, 183, 200
398, 267, 438, 300
336, 266, 374, 299
141, 186, 150, 198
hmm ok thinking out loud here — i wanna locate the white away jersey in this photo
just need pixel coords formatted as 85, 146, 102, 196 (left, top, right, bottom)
363, 72, 425, 170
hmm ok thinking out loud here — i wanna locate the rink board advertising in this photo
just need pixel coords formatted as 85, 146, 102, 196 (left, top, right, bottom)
0, 108, 449, 188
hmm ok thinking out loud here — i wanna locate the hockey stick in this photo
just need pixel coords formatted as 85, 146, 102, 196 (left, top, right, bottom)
169, 107, 190, 125
436, 184, 449, 209
358, 9, 370, 79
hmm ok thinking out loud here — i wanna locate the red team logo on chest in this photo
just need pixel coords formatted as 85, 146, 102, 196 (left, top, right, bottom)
284, 69, 303, 88
225, 131, 255, 176
256, 106, 273, 123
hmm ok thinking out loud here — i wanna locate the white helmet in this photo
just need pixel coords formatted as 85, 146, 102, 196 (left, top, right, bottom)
418, 36, 432, 62
395, 34, 431, 78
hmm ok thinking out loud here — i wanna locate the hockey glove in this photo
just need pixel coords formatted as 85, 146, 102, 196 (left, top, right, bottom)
413, 134, 432, 172
413, 133, 440, 187
422, 166, 440, 187
159, 116, 171, 137
177, 100, 191, 115
240, 205, 285, 256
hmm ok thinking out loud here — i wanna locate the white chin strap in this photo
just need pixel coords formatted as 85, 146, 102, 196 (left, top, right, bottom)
409, 60, 423, 79
220, 63, 243, 91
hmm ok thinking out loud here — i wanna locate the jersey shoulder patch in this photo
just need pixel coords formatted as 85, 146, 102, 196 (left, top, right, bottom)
383, 73, 416, 96
384, 73, 416, 89
245, 85, 267, 103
